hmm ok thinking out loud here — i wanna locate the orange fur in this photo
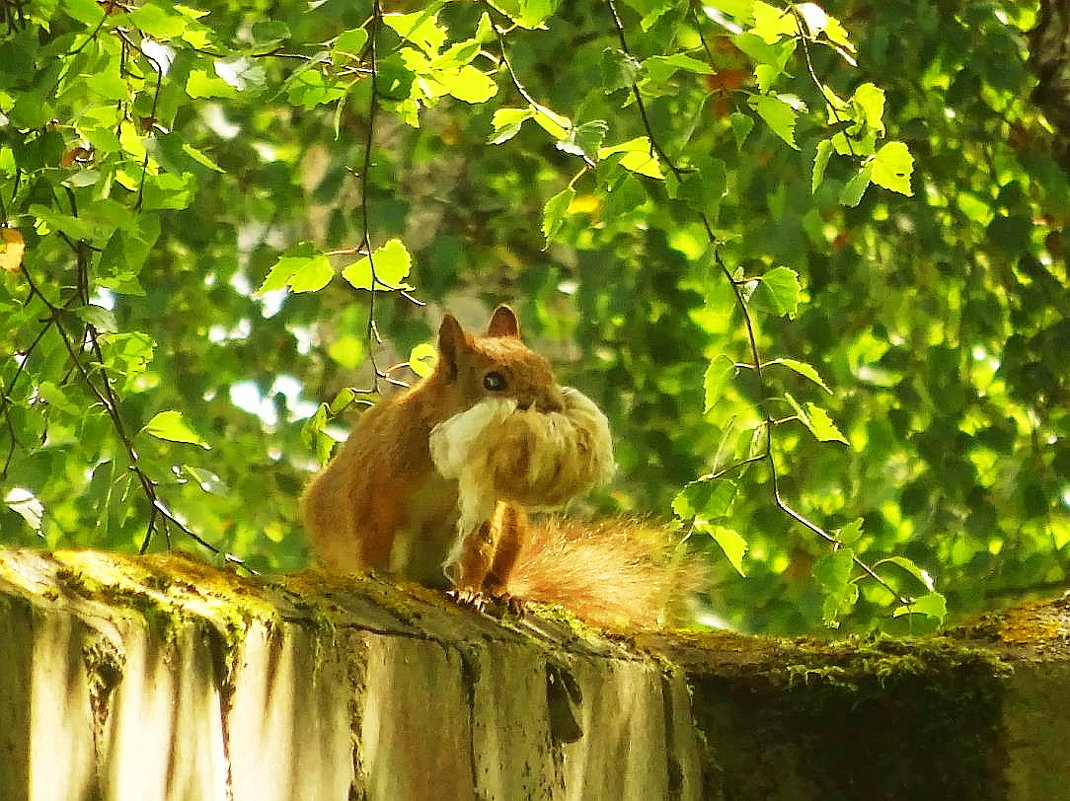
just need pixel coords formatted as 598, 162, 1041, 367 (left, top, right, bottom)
302, 306, 694, 627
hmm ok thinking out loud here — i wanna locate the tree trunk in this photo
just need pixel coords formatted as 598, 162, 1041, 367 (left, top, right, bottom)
1029, 0, 1070, 167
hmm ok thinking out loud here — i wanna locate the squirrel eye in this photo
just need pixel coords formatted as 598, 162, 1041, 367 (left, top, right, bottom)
483, 371, 507, 392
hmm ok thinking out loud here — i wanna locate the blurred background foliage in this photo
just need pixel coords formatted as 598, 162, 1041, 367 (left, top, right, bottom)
1, 0, 1067, 634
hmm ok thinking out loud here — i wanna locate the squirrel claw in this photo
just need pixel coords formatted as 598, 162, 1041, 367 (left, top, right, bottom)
446, 587, 487, 613
493, 592, 526, 616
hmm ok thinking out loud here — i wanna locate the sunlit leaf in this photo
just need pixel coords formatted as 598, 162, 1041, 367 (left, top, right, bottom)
750, 0, 797, 43
142, 410, 210, 449
749, 94, 798, 149
598, 136, 663, 179
341, 239, 415, 291
785, 392, 849, 444
672, 477, 739, 520
409, 342, 438, 377
439, 66, 498, 104
703, 354, 737, 412
871, 141, 914, 196
893, 592, 947, 621
877, 556, 936, 592
531, 104, 572, 139
812, 138, 833, 193
383, 11, 446, 55
697, 521, 749, 576
766, 357, 832, 393
489, 107, 535, 144
4, 488, 44, 532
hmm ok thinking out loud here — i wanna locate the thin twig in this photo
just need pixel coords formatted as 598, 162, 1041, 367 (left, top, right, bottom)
606, 0, 911, 607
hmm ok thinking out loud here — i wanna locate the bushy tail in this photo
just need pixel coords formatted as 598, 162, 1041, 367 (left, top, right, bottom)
505, 518, 700, 629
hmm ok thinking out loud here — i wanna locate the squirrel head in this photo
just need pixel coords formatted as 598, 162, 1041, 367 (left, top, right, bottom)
430, 305, 566, 420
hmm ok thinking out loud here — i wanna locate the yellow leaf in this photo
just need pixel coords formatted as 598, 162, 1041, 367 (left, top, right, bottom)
0, 228, 25, 273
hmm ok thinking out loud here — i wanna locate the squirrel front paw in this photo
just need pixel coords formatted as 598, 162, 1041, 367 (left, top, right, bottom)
446, 587, 488, 613
446, 587, 526, 617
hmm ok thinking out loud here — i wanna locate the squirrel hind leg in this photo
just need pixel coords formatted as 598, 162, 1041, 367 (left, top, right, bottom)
481, 503, 528, 597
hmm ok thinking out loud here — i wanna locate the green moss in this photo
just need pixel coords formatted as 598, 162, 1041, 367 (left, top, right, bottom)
680, 632, 1014, 801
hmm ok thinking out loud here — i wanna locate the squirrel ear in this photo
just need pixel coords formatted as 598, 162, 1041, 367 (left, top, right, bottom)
487, 305, 521, 339
437, 314, 471, 381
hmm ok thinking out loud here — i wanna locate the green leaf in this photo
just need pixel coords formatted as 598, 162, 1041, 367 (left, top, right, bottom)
126, 1, 188, 37
75, 304, 119, 334
63, 0, 105, 25
530, 104, 572, 139
602, 48, 642, 94
542, 186, 576, 247
870, 141, 914, 196
804, 402, 849, 444
812, 138, 832, 193
815, 547, 859, 626
409, 343, 438, 377
851, 82, 886, 136
750, 1, 797, 43
37, 381, 80, 415
678, 156, 727, 219
643, 53, 714, 84
488, 0, 560, 29
835, 518, 864, 546
703, 354, 736, 412
257, 246, 333, 294
893, 593, 947, 621
730, 112, 754, 149
181, 143, 225, 173
757, 266, 801, 317
142, 410, 210, 449
557, 119, 609, 158
439, 65, 498, 103
598, 137, 663, 179
341, 239, 415, 291
784, 392, 849, 444
697, 522, 749, 577
186, 68, 239, 100
489, 107, 534, 144
766, 357, 832, 393
333, 28, 368, 58
839, 162, 873, 207
383, 11, 446, 55
877, 556, 936, 592
749, 94, 798, 149
475, 12, 495, 43
288, 256, 334, 293
672, 478, 738, 520
329, 388, 357, 415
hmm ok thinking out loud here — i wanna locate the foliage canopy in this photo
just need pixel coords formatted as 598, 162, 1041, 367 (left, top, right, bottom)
1, 0, 1067, 634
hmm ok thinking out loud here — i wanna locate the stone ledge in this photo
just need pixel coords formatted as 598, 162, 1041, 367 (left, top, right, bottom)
0, 548, 1065, 801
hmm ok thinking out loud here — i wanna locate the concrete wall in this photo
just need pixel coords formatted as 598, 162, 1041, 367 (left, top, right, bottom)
0, 549, 1065, 801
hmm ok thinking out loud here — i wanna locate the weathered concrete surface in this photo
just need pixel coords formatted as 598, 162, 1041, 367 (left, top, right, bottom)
0, 549, 700, 801
0, 548, 1066, 801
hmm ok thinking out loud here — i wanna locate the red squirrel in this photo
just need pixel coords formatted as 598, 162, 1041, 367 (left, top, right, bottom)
302, 306, 691, 627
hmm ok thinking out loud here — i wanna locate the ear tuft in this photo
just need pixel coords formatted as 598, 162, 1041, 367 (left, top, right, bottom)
438, 314, 471, 381
487, 305, 521, 339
